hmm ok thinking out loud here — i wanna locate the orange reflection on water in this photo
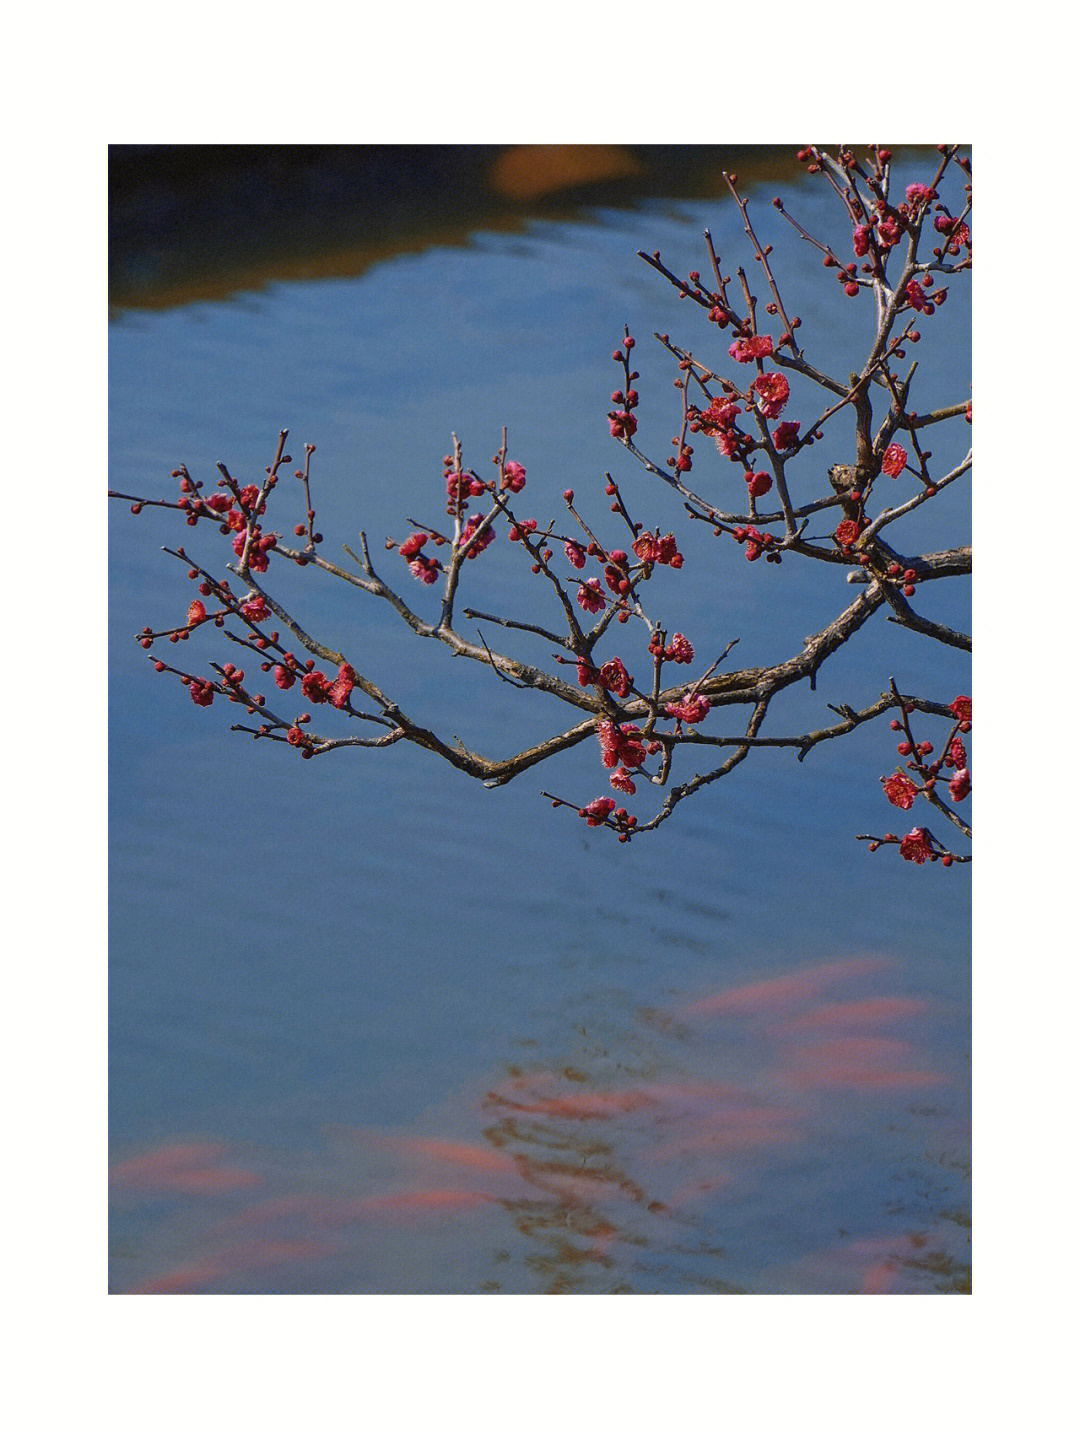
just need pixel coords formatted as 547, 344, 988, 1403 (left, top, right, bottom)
113, 953, 965, 1292
131, 1239, 337, 1294
765, 1228, 970, 1295
334, 1126, 521, 1178
487, 1084, 662, 1121
772, 996, 931, 1035
779, 1036, 948, 1091
653, 1100, 803, 1162
110, 1140, 262, 1196
679, 957, 889, 1020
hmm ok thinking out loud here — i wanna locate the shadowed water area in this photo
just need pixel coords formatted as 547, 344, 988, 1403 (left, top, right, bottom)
110, 146, 971, 1294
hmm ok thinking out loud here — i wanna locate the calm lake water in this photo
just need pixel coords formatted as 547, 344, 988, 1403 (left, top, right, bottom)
109, 150, 971, 1294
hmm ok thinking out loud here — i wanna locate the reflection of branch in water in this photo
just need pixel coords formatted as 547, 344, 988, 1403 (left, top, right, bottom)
480, 1089, 677, 1293
114, 952, 967, 1294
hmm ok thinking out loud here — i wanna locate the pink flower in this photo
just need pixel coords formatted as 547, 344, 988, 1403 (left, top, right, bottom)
904, 279, 929, 312
771, 420, 800, 450
882, 772, 918, 810
502, 460, 527, 493
608, 410, 637, 439
565, 540, 586, 569
580, 796, 616, 827
329, 663, 355, 709
597, 720, 646, 769
899, 827, 934, 864
881, 443, 907, 478
752, 371, 790, 419
577, 579, 606, 614
665, 632, 694, 664
905, 182, 937, 208
852, 224, 872, 256
599, 657, 633, 698
186, 599, 207, 626
604, 551, 630, 595
446, 471, 485, 507
632, 531, 683, 567
729, 335, 774, 363
240, 595, 270, 623
409, 553, 441, 584
834, 519, 861, 547
301, 670, 332, 704
877, 214, 902, 248
609, 767, 637, 795
189, 678, 215, 707
948, 768, 971, 803
946, 737, 967, 769
697, 397, 746, 457
948, 695, 972, 724
699, 399, 741, 435
746, 471, 772, 498
273, 664, 296, 690
665, 691, 711, 725
232, 528, 268, 565
399, 532, 429, 559
460, 513, 495, 559
933, 215, 971, 255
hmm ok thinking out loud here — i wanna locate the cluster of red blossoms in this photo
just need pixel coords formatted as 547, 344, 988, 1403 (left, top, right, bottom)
189, 677, 215, 707
576, 795, 638, 837
632, 530, 683, 567
684, 344, 793, 509
607, 335, 641, 440
731, 524, 780, 564
665, 691, 711, 725
597, 719, 647, 771
873, 694, 971, 861
459, 512, 496, 559
445, 468, 486, 514
695, 396, 746, 459
793, 147, 970, 311
181, 659, 259, 712
648, 631, 694, 664
149, 469, 283, 572
602, 550, 632, 595
576, 578, 606, 613
299, 663, 356, 709
869, 826, 955, 866
751, 371, 790, 420
728, 334, 773, 363
577, 655, 634, 698
398, 531, 442, 584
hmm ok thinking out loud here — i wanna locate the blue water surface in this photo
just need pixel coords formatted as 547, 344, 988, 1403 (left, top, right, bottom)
110, 159, 971, 1294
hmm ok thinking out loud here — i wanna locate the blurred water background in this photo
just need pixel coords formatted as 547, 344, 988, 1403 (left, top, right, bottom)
109, 144, 971, 1294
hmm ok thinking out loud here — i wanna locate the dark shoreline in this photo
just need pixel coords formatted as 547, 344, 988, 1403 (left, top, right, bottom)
110, 143, 798, 311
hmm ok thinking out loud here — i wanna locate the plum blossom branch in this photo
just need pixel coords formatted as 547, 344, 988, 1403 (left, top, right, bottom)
112, 144, 970, 860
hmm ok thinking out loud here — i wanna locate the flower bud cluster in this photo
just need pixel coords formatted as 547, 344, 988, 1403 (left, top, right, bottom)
649, 631, 694, 665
